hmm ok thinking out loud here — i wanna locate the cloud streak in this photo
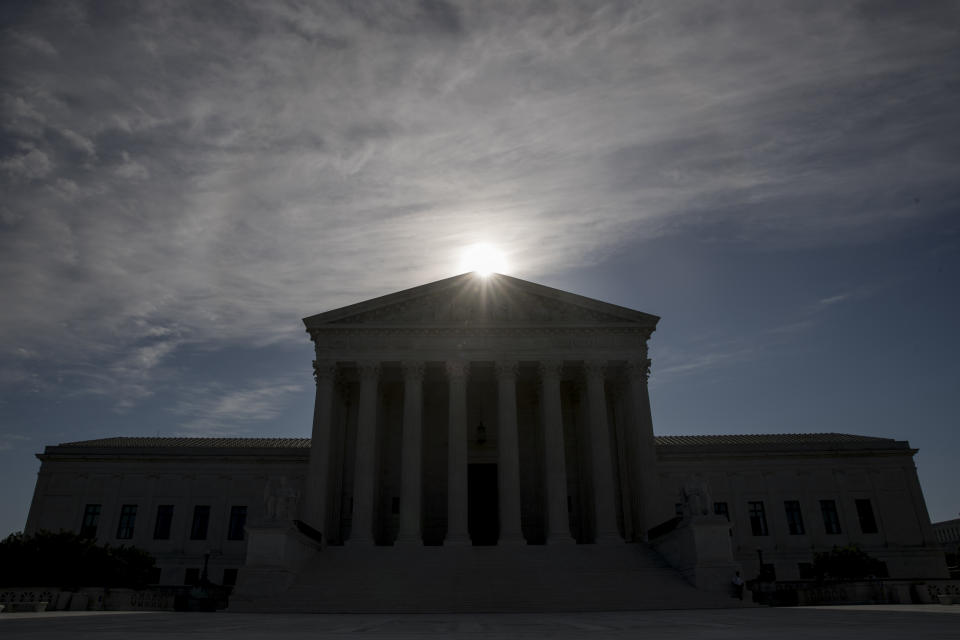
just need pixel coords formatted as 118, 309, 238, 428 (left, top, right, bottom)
1, 1, 957, 406
170, 377, 305, 434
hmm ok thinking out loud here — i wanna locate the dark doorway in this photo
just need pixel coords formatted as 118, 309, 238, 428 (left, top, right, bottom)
468, 464, 499, 545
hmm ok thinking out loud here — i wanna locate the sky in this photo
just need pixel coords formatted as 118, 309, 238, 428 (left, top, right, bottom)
1, 1, 958, 538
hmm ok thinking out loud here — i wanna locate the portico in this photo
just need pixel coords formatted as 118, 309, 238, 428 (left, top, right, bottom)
300, 272, 662, 547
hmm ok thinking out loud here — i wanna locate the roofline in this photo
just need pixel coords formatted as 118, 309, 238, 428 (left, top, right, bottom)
303, 272, 660, 329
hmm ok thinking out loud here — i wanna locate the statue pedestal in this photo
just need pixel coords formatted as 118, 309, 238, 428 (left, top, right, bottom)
229, 520, 323, 607
651, 515, 740, 593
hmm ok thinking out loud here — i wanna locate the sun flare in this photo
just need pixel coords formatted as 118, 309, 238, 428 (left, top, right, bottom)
459, 243, 508, 276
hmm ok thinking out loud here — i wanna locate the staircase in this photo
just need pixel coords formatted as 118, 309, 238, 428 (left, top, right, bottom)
231, 543, 741, 612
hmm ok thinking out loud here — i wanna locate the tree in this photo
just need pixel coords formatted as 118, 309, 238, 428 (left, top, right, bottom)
0, 530, 156, 588
812, 545, 888, 582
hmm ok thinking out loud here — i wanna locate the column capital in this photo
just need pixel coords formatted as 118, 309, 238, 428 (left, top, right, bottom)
583, 359, 608, 379
445, 360, 470, 379
495, 360, 519, 379
312, 360, 337, 383
401, 361, 426, 382
356, 361, 381, 380
626, 358, 651, 383
538, 360, 564, 380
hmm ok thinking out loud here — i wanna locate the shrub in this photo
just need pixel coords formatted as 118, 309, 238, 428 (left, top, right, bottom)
812, 544, 888, 582
0, 530, 155, 588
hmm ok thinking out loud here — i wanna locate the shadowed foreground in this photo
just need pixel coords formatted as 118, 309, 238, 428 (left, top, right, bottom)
1, 606, 958, 639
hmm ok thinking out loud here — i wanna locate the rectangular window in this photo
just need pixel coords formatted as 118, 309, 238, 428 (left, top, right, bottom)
184, 568, 200, 585
153, 505, 174, 540
190, 505, 211, 540
748, 501, 769, 536
784, 500, 805, 535
227, 505, 247, 541
820, 499, 842, 534
116, 504, 137, 540
674, 503, 684, 517
222, 568, 239, 586
147, 567, 162, 584
797, 562, 815, 580
855, 499, 878, 534
713, 502, 729, 521
80, 504, 101, 539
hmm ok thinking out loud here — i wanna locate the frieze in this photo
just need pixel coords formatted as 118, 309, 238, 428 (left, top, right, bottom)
311, 327, 649, 358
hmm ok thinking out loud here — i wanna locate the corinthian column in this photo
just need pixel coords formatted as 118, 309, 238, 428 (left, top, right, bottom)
445, 360, 470, 545
496, 360, 524, 544
396, 361, 425, 545
304, 360, 337, 535
348, 361, 380, 545
540, 360, 574, 544
626, 358, 660, 536
584, 360, 620, 543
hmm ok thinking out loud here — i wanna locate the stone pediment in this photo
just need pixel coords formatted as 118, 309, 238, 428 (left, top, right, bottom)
304, 273, 659, 328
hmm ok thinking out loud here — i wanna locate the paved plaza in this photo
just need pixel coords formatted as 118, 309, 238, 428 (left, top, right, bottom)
1, 606, 958, 639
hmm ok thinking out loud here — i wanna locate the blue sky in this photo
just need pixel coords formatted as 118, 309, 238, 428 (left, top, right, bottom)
1, 1, 958, 538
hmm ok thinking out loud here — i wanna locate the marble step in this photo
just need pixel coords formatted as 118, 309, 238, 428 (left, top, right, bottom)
234, 544, 740, 612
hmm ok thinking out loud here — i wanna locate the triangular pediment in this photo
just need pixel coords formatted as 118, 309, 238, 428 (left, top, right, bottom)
304, 273, 659, 328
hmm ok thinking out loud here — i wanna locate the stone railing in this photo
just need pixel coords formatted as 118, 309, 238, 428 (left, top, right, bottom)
0, 589, 55, 612
754, 579, 960, 606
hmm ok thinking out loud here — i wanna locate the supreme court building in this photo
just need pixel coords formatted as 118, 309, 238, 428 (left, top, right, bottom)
25, 273, 949, 611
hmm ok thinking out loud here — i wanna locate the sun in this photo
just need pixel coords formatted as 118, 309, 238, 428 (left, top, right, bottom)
459, 243, 509, 276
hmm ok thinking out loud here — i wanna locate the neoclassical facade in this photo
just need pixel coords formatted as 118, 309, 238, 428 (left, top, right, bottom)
24, 273, 949, 610
300, 272, 662, 548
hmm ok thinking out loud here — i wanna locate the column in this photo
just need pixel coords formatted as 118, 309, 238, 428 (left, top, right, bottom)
540, 360, 574, 544
347, 361, 380, 545
445, 360, 470, 544
304, 360, 337, 535
396, 361, 425, 545
584, 360, 620, 543
626, 358, 661, 537
496, 360, 524, 544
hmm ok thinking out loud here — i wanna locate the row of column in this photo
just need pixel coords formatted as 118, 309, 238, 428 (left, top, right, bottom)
305, 359, 655, 545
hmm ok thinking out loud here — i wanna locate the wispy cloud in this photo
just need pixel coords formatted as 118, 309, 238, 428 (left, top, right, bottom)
0, 434, 31, 452
0, 2, 957, 408
170, 377, 305, 434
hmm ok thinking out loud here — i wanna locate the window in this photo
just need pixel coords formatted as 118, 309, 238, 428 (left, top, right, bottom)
222, 568, 239, 586
80, 504, 101, 539
391, 496, 400, 515
797, 562, 815, 580
784, 500, 805, 535
820, 499, 842, 534
190, 505, 211, 540
184, 568, 200, 585
116, 504, 137, 539
227, 505, 247, 541
748, 501, 769, 536
153, 505, 174, 540
147, 567, 162, 584
674, 503, 684, 517
713, 502, 729, 521
855, 499, 878, 534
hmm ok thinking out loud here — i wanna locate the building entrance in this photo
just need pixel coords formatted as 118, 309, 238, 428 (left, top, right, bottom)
468, 463, 499, 545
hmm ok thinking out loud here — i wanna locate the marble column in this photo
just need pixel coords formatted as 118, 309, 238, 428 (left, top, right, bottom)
626, 358, 661, 536
540, 360, 574, 544
304, 360, 337, 535
496, 360, 524, 544
348, 361, 380, 545
446, 360, 470, 544
396, 361, 425, 545
584, 360, 620, 543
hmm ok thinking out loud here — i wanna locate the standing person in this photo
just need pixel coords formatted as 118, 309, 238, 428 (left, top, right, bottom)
731, 571, 745, 600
